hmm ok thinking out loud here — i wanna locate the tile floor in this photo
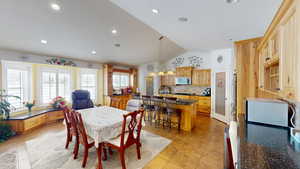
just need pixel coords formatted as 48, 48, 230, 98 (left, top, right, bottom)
0, 115, 226, 169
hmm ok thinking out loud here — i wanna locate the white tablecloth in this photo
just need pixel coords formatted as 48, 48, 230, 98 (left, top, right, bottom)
78, 106, 130, 147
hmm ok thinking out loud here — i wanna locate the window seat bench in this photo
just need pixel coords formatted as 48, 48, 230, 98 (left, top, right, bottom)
4, 109, 64, 134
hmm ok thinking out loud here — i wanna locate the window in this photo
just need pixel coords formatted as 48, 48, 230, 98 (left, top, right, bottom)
113, 72, 130, 89
40, 68, 71, 104
2, 61, 31, 110
79, 69, 97, 101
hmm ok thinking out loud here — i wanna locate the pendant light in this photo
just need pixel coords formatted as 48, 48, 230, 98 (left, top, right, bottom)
157, 36, 165, 76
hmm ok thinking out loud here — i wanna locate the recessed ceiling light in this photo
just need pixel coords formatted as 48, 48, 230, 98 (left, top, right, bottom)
41, 40, 47, 44
225, 0, 239, 4
51, 3, 61, 11
178, 17, 188, 22
91, 50, 97, 55
112, 29, 117, 34
152, 9, 159, 14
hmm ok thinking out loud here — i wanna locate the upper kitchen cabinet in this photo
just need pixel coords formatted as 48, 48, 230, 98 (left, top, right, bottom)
257, 0, 297, 99
192, 69, 211, 86
161, 74, 175, 86
280, 10, 296, 97
176, 66, 193, 78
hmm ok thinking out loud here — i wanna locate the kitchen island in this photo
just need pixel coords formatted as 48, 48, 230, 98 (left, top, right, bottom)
237, 115, 300, 169
169, 98, 197, 131
152, 97, 197, 132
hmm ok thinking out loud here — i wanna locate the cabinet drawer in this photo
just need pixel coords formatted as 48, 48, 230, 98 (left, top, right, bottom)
24, 114, 46, 130
198, 101, 210, 106
47, 111, 64, 122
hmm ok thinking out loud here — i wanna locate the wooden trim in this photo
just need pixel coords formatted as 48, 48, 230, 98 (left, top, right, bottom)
234, 37, 262, 45
257, 0, 294, 50
113, 68, 131, 73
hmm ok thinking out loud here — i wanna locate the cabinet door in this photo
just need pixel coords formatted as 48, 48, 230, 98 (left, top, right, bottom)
192, 70, 200, 85
281, 13, 296, 96
168, 75, 175, 86
161, 76, 166, 86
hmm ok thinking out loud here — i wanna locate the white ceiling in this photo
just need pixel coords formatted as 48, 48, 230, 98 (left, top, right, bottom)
0, 0, 185, 66
111, 0, 283, 50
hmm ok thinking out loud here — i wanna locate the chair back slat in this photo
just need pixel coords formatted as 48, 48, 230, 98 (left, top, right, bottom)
120, 110, 144, 147
165, 97, 177, 110
152, 96, 164, 111
142, 95, 152, 109
62, 106, 71, 126
74, 111, 89, 145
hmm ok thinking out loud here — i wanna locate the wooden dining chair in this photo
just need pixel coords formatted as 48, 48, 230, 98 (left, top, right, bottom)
104, 109, 144, 169
73, 111, 96, 168
224, 127, 235, 169
66, 109, 80, 160
62, 106, 79, 157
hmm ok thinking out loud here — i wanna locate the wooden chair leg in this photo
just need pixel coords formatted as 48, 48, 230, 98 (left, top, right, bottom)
82, 147, 89, 168
73, 136, 79, 159
109, 147, 113, 155
102, 147, 107, 161
96, 144, 103, 169
119, 150, 126, 169
136, 143, 141, 160
65, 133, 71, 149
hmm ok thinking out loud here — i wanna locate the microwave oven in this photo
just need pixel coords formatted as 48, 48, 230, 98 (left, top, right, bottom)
175, 77, 191, 85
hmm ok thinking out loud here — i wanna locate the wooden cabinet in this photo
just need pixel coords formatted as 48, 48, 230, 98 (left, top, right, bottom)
160, 94, 211, 115
105, 95, 132, 110
280, 11, 296, 97
176, 66, 193, 78
5, 110, 64, 134
192, 69, 211, 86
47, 110, 65, 122
190, 96, 211, 115
256, 0, 297, 99
161, 74, 175, 86
24, 114, 47, 131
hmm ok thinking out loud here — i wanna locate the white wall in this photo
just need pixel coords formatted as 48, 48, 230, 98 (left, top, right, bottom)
138, 62, 161, 95
138, 48, 235, 123
0, 49, 103, 69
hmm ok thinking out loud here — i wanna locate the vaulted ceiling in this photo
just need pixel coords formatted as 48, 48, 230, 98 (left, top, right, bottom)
0, 0, 282, 65
0, 0, 185, 65
111, 0, 282, 50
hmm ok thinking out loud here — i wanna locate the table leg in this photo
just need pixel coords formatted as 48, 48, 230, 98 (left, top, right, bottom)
97, 143, 103, 169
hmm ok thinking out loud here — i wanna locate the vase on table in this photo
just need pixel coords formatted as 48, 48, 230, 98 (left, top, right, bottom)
28, 106, 32, 116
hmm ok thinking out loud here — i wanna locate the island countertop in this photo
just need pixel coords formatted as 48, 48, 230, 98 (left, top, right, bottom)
238, 115, 300, 169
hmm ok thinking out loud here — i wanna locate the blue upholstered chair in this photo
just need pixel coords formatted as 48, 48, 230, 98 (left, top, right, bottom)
72, 90, 94, 110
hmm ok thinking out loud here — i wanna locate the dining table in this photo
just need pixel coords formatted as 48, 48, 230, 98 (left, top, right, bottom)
77, 106, 131, 169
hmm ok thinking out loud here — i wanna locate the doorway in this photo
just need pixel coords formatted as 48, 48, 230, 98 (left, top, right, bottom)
145, 76, 154, 96
212, 70, 233, 124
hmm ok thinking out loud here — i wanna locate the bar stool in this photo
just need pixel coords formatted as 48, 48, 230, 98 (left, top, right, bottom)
152, 96, 164, 127
163, 97, 182, 131
141, 95, 155, 124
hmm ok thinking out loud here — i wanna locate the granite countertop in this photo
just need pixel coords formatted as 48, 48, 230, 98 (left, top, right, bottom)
6, 108, 62, 120
238, 115, 300, 169
168, 93, 211, 97
171, 99, 197, 105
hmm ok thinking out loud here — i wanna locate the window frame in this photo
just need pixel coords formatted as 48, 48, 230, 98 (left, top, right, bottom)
1, 61, 32, 111
78, 68, 98, 102
112, 72, 130, 90
37, 66, 73, 105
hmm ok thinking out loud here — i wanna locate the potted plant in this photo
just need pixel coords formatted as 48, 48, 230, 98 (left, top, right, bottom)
50, 96, 66, 110
0, 89, 19, 142
23, 100, 35, 115
0, 89, 20, 120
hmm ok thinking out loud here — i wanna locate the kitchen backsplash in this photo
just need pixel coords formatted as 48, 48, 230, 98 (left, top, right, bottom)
171, 86, 210, 95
